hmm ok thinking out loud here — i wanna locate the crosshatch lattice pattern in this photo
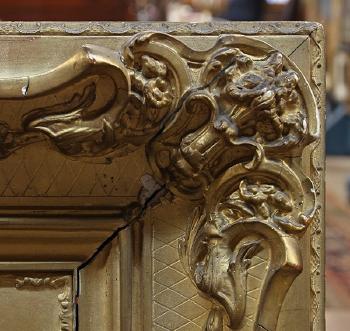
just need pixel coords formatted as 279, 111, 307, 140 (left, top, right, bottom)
152, 203, 212, 331
152, 201, 269, 331
244, 252, 269, 330
0, 144, 146, 197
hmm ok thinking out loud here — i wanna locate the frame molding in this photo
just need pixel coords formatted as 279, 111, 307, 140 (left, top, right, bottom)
0, 22, 324, 331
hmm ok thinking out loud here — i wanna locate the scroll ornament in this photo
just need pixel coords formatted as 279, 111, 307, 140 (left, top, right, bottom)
0, 32, 319, 330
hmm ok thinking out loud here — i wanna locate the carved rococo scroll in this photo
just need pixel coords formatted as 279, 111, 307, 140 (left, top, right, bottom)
0, 32, 319, 330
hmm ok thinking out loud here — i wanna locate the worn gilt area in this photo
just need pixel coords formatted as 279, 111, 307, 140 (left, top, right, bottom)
0, 25, 322, 331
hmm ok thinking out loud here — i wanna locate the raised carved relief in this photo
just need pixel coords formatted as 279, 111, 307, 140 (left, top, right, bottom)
10, 276, 72, 331
179, 157, 316, 330
0, 31, 319, 330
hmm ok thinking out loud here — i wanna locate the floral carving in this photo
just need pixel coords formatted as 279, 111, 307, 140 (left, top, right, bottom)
201, 47, 312, 161
131, 55, 173, 109
223, 180, 305, 232
220, 52, 304, 143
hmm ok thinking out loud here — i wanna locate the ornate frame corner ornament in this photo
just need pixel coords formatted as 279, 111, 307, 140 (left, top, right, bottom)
0, 27, 321, 331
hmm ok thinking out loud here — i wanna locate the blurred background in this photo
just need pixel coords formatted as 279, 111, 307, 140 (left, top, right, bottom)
0, 0, 349, 329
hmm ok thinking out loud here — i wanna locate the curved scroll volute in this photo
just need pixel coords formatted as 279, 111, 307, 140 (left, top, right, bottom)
0, 44, 129, 100
0, 44, 132, 158
179, 158, 316, 330
0, 34, 193, 159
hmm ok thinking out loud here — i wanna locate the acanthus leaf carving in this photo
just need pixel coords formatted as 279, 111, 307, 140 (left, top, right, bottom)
179, 157, 315, 330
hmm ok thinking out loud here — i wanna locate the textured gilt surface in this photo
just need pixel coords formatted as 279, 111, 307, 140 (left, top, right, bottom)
152, 200, 211, 331
0, 22, 324, 331
0, 146, 146, 197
